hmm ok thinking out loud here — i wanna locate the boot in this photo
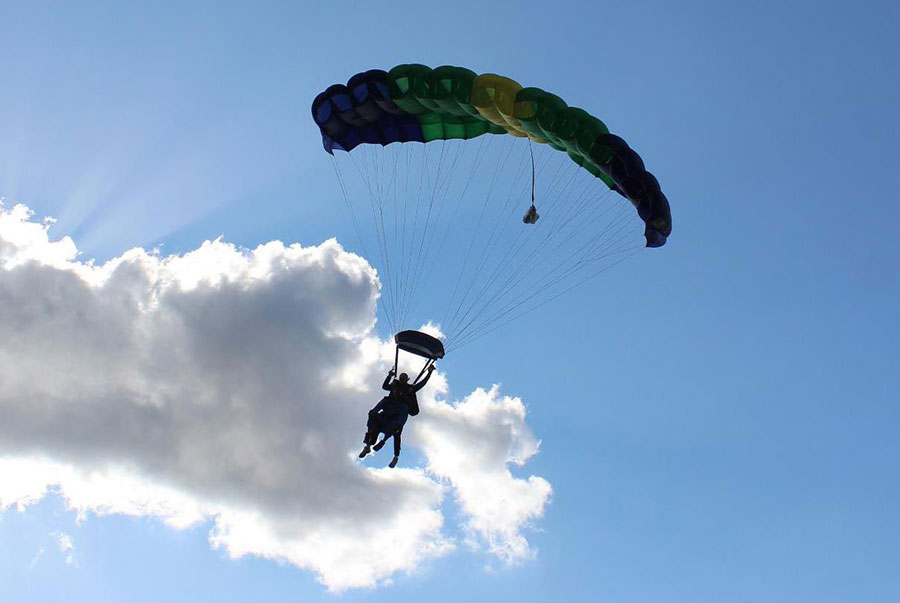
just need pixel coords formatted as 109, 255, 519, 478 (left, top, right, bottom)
388, 456, 399, 468
358, 445, 371, 459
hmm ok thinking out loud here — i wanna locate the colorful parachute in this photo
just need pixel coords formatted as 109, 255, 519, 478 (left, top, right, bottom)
312, 64, 672, 351
312, 64, 671, 247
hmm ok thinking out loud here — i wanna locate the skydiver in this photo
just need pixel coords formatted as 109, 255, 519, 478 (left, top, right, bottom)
359, 364, 435, 468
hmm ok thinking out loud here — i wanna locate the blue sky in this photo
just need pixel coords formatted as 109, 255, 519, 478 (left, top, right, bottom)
1, 1, 899, 601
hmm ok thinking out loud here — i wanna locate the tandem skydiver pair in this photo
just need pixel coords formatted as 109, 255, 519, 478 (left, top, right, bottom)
358, 330, 443, 468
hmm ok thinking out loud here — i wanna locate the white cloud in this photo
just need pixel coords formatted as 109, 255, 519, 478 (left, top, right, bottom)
0, 203, 551, 590
413, 385, 553, 564
53, 531, 75, 565
29, 547, 45, 571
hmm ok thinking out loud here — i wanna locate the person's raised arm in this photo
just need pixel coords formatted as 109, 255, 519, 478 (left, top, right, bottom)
382, 369, 395, 391
412, 364, 435, 392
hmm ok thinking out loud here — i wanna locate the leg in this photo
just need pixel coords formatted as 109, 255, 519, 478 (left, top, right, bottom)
375, 425, 398, 452
388, 431, 401, 468
366, 410, 389, 446
360, 428, 377, 457
361, 413, 384, 458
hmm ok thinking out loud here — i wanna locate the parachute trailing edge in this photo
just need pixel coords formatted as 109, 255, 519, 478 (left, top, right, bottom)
311, 64, 672, 247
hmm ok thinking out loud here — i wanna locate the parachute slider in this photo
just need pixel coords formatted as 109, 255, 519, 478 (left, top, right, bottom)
522, 204, 540, 224
394, 330, 445, 360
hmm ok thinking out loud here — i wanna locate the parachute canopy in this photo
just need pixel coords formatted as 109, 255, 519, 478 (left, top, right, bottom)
394, 330, 446, 360
312, 64, 671, 247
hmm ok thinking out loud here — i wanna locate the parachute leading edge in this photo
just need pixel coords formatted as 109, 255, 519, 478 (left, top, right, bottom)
311, 64, 672, 247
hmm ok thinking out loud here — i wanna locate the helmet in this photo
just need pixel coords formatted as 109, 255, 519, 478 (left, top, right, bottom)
399, 373, 409, 382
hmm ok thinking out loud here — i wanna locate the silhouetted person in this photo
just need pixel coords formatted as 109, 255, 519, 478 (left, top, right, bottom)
359, 365, 435, 467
